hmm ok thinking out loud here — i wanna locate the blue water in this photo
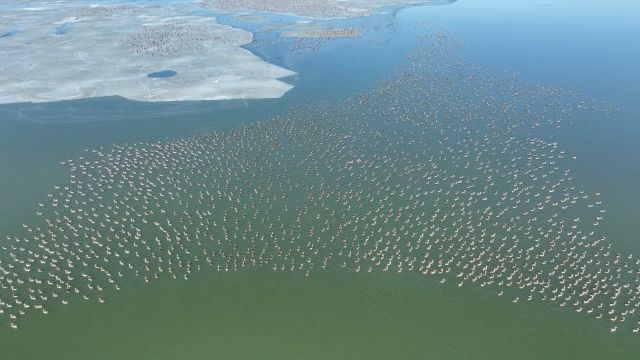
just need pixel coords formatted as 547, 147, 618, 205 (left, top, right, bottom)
0, 29, 19, 38
54, 22, 70, 35
147, 70, 177, 78
0, 1, 639, 358
1, 0, 638, 237
0, 2, 637, 253
398, 0, 640, 255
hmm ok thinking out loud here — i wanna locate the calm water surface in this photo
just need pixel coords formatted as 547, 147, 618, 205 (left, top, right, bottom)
0, 0, 638, 358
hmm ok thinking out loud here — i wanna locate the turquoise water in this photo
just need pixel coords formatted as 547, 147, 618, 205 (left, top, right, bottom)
1, 0, 639, 358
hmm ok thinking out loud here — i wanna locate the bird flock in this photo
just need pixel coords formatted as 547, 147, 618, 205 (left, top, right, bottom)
122, 22, 248, 57
285, 27, 362, 54
200, 0, 457, 19
74, 5, 154, 18
1, 33, 638, 335
290, 28, 361, 40
200, 0, 372, 18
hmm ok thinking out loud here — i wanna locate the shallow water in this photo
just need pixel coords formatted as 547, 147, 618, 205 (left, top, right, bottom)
54, 22, 70, 35
0, 0, 639, 358
147, 70, 178, 78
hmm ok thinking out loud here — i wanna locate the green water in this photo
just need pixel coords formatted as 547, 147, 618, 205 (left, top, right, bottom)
1, 0, 639, 359
3, 272, 639, 359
